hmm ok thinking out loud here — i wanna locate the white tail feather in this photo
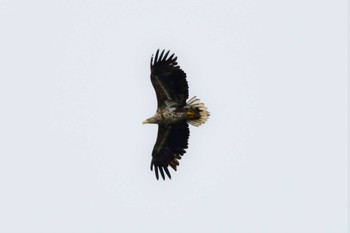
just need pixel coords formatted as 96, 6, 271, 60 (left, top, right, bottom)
186, 96, 209, 127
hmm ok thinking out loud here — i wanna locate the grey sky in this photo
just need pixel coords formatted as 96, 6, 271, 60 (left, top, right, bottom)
0, 1, 347, 233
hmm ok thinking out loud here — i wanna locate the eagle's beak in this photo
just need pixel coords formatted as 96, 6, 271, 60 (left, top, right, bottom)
143, 115, 157, 124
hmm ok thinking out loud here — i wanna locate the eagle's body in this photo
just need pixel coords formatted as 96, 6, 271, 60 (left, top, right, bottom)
143, 49, 209, 180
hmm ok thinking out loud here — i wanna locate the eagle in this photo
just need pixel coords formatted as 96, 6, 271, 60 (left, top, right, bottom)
143, 49, 209, 180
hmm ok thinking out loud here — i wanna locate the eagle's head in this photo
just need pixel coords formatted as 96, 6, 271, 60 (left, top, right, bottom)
143, 113, 161, 124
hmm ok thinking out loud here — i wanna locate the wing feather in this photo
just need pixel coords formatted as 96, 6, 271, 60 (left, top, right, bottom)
150, 49, 189, 107
150, 122, 190, 180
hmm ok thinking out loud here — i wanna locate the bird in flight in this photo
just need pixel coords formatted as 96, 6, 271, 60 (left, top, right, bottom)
143, 49, 209, 180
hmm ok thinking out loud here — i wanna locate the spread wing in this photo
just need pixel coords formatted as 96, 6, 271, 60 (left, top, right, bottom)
150, 49, 189, 108
150, 122, 189, 180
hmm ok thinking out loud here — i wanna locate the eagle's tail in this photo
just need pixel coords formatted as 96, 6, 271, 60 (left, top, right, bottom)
185, 96, 210, 127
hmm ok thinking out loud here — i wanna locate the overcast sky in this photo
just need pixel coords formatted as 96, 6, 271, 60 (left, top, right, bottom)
0, 1, 347, 233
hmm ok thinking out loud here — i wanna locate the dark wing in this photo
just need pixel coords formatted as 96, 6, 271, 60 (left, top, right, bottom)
150, 122, 189, 180
150, 49, 189, 108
